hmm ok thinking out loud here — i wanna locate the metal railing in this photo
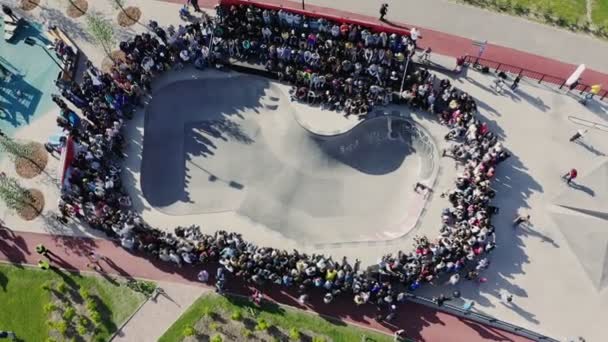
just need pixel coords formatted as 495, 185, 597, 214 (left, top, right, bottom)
406, 293, 559, 342
463, 55, 608, 101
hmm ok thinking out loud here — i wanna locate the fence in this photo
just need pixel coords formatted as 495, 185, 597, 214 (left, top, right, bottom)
463, 55, 608, 101
406, 293, 559, 342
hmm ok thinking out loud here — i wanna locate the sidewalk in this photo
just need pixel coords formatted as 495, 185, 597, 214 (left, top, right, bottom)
112, 281, 208, 342
0, 228, 532, 342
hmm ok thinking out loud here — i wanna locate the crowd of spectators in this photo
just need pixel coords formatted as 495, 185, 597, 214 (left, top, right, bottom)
49, 4, 509, 317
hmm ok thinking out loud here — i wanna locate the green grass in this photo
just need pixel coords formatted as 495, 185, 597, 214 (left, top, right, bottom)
0, 264, 147, 341
160, 293, 394, 342
592, 0, 608, 28
463, 0, 588, 26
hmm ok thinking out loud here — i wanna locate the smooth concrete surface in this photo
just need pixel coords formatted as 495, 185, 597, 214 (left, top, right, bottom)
141, 74, 436, 244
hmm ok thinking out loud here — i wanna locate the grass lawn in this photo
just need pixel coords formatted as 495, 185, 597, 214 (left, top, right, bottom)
160, 293, 395, 342
0, 263, 147, 342
592, 0, 608, 28
462, 0, 590, 26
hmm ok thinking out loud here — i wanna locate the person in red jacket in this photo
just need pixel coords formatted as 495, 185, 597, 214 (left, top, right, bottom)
563, 168, 578, 184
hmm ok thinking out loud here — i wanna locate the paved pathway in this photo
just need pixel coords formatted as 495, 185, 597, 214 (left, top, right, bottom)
112, 281, 208, 342
0, 228, 531, 342
165, 0, 608, 89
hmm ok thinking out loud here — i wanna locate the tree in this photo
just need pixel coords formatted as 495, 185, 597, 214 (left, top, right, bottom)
107, 0, 142, 27
85, 12, 115, 58
108, 0, 126, 11
0, 175, 33, 211
0, 134, 34, 161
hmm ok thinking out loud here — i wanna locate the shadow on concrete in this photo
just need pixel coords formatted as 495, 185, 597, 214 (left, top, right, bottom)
39, 7, 91, 44
575, 139, 605, 156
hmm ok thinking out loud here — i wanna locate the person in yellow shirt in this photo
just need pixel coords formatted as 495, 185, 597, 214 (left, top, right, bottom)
326, 268, 337, 281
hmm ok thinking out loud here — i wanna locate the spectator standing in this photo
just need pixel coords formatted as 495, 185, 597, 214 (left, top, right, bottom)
379, 3, 388, 21
188, 0, 202, 13
513, 214, 530, 227
569, 129, 587, 142
562, 168, 578, 184
511, 75, 521, 91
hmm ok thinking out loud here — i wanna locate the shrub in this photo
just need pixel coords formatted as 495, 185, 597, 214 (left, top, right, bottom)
41, 280, 54, 291
90, 310, 102, 324
63, 306, 77, 321
210, 334, 223, 342
255, 318, 270, 331
556, 16, 568, 27
43, 303, 58, 314
55, 320, 68, 335
78, 315, 89, 326
45, 338, 58, 342
56, 282, 68, 294
241, 329, 253, 338
182, 326, 195, 337
202, 307, 214, 318
86, 298, 97, 312
231, 310, 243, 321
289, 327, 301, 340
76, 323, 88, 336
79, 288, 90, 299
209, 322, 219, 331
312, 337, 327, 342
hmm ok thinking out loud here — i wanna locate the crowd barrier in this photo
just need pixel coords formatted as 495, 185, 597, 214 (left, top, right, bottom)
218, 0, 412, 37
463, 55, 608, 101
407, 294, 559, 342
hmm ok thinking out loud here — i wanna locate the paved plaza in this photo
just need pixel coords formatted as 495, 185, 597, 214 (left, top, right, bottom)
0, 0, 607, 341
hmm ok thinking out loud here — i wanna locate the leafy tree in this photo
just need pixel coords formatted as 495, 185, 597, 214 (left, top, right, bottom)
0, 175, 32, 211
107, 0, 125, 11
85, 13, 115, 58
0, 134, 34, 161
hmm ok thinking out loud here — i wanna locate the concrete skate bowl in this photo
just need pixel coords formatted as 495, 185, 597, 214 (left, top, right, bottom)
141, 74, 439, 245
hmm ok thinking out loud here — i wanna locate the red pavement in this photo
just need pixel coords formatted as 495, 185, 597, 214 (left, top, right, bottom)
169, 0, 608, 89
0, 228, 531, 342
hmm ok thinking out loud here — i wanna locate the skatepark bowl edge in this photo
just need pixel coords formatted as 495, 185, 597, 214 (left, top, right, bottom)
140, 73, 439, 245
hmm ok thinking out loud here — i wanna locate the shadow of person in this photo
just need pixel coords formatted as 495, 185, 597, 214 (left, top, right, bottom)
518, 225, 560, 248
0, 270, 7, 291
500, 301, 540, 324
569, 182, 595, 196
575, 140, 605, 156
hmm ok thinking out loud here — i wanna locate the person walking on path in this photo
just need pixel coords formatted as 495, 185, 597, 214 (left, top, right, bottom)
38, 259, 50, 270
86, 251, 105, 271
513, 214, 530, 227
188, 0, 202, 13
35, 244, 53, 259
569, 129, 588, 142
501, 292, 513, 304
511, 75, 521, 91
562, 168, 578, 185
379, 3, 388, 21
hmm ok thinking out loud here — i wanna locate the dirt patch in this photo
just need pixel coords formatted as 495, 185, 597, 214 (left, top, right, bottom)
117, 6, 142, 27
102, 50, 127, 73
66, 0, 88, 18
20, 0, 40, 11
17, 188, 44, 221
15, 142, 48, 179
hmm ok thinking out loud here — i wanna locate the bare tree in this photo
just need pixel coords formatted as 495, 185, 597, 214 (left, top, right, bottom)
85, 12, 115, 58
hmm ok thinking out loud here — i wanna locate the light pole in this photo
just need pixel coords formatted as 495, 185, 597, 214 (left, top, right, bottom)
399, 53, 412, 94
301, 0, 305, 10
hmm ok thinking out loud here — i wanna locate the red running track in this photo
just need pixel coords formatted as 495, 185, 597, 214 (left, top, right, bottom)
167, 0, 608, 87
0, 228, 531, 342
